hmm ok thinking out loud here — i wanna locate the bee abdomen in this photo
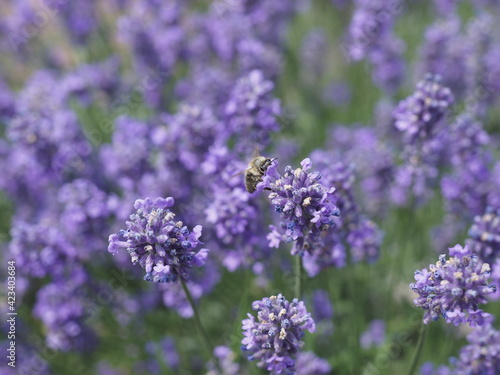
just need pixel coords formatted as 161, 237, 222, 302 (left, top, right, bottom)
244, 171, 262, 193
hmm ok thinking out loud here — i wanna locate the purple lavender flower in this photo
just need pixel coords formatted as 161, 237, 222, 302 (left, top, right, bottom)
347, 218, 382, 263
444, 114, 490, 168
0, 341, 51, 375
346, 0, 395, 61
199, 145, 272, 271
393, 74, 454, 141
294, 352, 331, 375
327, 126, 395, 216
33, 268, 95, 351
205, 184, 265, 271
60, 58, 120, 105
410, 244, 496, 326
145, 337, 179, 370
108, 197, 209, 283
57, 179, 112, 252
175, 65, 233, 109
240, 2, 297, 44
241, 294, 316, 374
300, 29, 328, 80
368, 34, 405, 92
441, 114, 494, 222
467, 207, 500, 264
117, 1, 184, 73
155, 105, 221, 172
420, 362, 453, 375
9, 220, 79, 279
205, 5, 251, 62
390, 74, 454, 205
311, 289, 334, 322
308, 153, 382, 265
100, 116, 154, 184
345, 0, 406, 92
54, 0, 98, 44
0, 76, 15, 119
419, 18, 467, 98
484, 45, 500, 106
237, 38, 283, 78
301, 230, 346, 277
360, 319, 386, 349
2, 74, 93, 206
431, 0, 458, 15
206, 346, 241, 375
463, 14, 498, 118
260, 158, 340, 256
451, 318, 500, 374
224, 70, 281, 153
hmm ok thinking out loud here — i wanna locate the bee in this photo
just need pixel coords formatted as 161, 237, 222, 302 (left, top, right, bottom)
243, 148, 276, 193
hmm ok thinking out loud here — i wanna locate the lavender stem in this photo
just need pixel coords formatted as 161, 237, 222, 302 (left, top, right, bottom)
407, 320, 427, 375
180, 279, 214, 358
295, 255, 302, 298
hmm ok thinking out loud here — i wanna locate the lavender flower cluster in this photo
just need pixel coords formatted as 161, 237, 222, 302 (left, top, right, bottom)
261, 158, 340, 255
241, 294, 316, 374
411, 244, 496, 326
108, 197, 209, 283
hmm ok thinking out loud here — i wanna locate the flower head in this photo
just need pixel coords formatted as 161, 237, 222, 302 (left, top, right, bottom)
360, 319, 386, 349
452, 319, 500, 374
467, 207, 500, 264
241, 294, 316, 374
108, 197, 209, 283
294, 352, 331, 375
261, 158, 340, 256
393, 73, 454, 141
410, 244, 496, 326
206, 346, 240, 375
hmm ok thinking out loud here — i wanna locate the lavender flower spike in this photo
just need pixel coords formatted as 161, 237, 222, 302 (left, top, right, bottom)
410, 244, 496, 326
108, 197, 209, 283
393, 73, 454, 140
260, 158, 340, 255
241, 294, 316, 374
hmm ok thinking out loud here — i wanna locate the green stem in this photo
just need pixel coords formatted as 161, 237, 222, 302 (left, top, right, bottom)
180, 279, 213, 358
407, 320, 427, 375
294, 255, 302, 299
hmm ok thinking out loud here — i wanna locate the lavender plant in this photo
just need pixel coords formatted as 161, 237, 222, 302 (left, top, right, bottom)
259, 158, 340, 257
241, 294, 316, 374
108, 197, 209, 283
410, 244, 496, 326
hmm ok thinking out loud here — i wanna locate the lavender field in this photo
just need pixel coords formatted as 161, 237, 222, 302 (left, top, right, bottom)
2, 1, 500, 374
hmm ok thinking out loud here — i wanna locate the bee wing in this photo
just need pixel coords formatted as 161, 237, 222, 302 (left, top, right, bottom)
251, 146, 261, 159
225, 170, 245, 184
229, 170, 245, 179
